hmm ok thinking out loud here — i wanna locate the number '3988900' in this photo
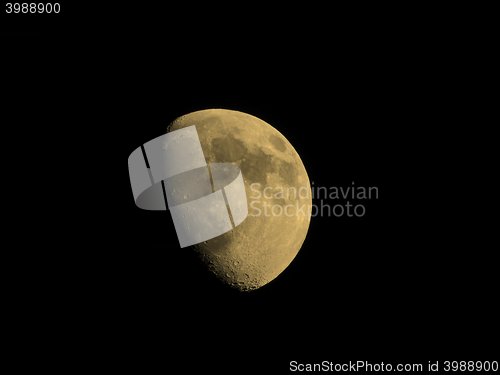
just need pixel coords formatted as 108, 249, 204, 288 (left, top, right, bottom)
5, 3, 61, 14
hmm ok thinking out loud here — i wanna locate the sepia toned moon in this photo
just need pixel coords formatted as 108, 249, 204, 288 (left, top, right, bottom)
168, 109, 312, 291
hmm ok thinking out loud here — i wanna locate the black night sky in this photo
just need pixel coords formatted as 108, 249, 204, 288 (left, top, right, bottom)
2, 3, 498, 373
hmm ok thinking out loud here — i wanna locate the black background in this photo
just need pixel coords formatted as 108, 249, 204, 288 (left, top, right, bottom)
2, 3, 498, 372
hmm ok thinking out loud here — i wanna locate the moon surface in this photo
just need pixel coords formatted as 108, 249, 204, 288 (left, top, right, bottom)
168, 109, 312, 291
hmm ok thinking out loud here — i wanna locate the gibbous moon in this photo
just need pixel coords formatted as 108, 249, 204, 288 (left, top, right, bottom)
168, 109, 312, 291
